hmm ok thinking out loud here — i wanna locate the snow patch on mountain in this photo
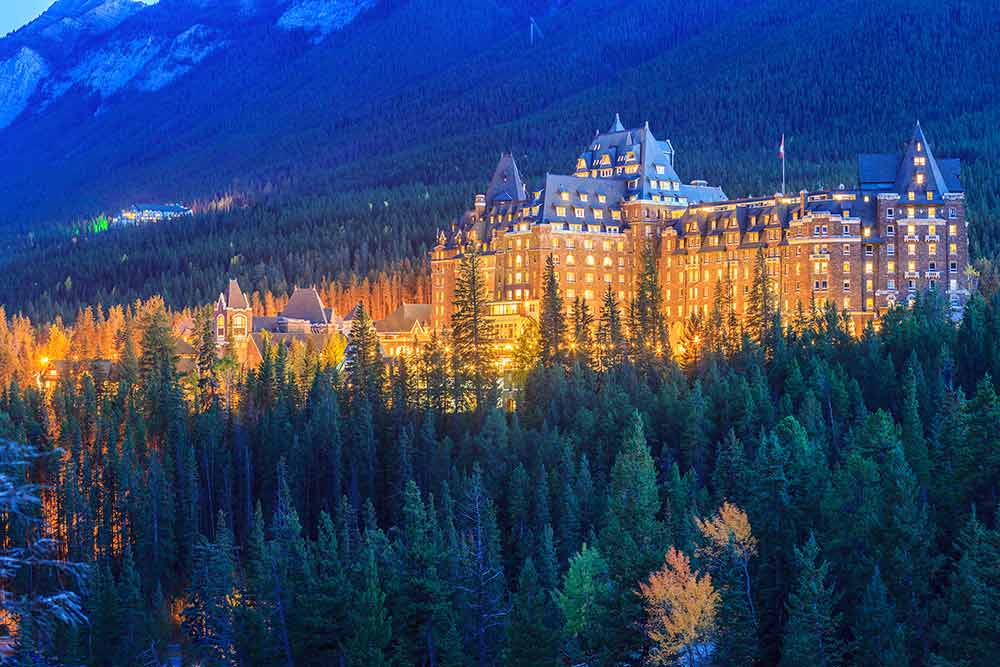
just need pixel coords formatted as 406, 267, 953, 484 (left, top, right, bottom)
277, 0, 374, 40
0, 48, 48, 129
56, 36, 162, 97
136, 25, 225, 91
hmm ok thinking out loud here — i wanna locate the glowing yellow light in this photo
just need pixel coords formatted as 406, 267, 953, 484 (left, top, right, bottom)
40, 356, 49, 366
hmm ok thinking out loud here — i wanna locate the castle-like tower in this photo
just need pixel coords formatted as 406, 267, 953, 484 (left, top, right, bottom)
430, 118, 971, 345
215, 278, 252, 342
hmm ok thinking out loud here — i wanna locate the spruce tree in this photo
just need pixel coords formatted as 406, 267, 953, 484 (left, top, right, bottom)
780, 533, 843, 667
571, 296, 594, 368
506, 558, 558, 667
451, 250, 497, 410
346, 546, 392, 667
539, 254, 566, 368
596, 284, 624, 369
850, 566, 907, 667
747, 247, 777, 352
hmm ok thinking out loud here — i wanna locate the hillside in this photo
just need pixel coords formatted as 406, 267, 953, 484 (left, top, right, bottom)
1, 0, 999, 322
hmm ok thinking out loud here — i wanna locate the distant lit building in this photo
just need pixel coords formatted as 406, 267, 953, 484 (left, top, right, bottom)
120, 202, 193, 224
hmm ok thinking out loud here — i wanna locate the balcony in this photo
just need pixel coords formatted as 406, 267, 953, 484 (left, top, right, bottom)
904, 235, 920, 242
926, 270, 941, 279
926, 234, 940, 242
905, 271, 920, 279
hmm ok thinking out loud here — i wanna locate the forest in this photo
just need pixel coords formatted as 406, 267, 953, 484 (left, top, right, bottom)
2, 246, 1000, 667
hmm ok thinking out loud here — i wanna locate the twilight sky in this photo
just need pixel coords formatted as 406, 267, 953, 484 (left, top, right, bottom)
0, 0, 159, 37
0, 0, 53, 36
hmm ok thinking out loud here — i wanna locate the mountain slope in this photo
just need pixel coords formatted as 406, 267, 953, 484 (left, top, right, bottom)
1, 0, 999, 322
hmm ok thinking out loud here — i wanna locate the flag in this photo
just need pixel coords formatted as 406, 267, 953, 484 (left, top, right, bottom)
778, 134, 785, 160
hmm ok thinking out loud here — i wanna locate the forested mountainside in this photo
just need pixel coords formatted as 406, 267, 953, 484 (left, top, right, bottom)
2, 0, 1000, 323
3, 251, 1000, 666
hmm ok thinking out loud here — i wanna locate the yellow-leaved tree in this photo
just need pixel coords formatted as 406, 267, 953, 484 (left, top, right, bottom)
695, 501, 757, 619
638, 547, 719, 666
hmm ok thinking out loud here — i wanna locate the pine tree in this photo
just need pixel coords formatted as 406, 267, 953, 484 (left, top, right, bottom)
900, 353, 930, 486
183, 512, 238, 667
630, 241, 668, 361
556, 543, 610, 665
571, 296, 594, 368
345, 301, 384, 407
930, 510, 1000, 667
596, 284, 624, 370
600, 410, 665, 662
506, 558, 558, 667
746, 247, 777, 352
780, 533, 843, 667
850, 566, 907, 667
539, 254, 566, 368
346, 546, 392, 667
451, 250, 497, 410
194, 304, 219, 408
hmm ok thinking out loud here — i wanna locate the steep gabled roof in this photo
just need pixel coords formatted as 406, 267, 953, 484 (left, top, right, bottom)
894, 122, 951, 202
225, 278, 250, 310
485, 153, 527, 208
281, 287, 329, 324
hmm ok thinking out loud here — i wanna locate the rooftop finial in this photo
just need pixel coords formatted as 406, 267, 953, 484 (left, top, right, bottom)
609, 113, 624, 133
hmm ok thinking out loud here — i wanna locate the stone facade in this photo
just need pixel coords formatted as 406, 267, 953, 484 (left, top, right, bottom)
430, 118, 972, 345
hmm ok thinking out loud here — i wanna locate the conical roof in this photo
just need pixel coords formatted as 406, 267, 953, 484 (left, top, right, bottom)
894, 121, 951, 202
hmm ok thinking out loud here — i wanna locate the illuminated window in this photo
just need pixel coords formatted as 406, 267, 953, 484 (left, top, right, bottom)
908, 192, 916, 201
908, 244, 916, 256
560, 191, 570, 201
843, 261, 851, 272
566, 254, 575, 265
916, 173, 925, 185
949, 243, 957, 255
887, 261, 895, 272
908, 224, 916, 236
555, 206, 566, 217
927, 191, 934, 200
865, 261, 873, 274
908, 261, 916, 272
948, 224, 957, 235
217, 315, 226, 337
928, 208, 936, 218
598, 194, 607, 203
575, 208, 585, 218
593, 209, 604, 220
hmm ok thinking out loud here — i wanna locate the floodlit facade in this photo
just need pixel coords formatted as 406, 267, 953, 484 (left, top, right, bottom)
431, 118, 972, 344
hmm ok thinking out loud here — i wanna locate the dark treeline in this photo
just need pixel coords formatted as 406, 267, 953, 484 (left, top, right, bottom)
2, 249, 1000, 667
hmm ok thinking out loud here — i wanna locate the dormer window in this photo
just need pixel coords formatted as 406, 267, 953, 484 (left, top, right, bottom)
560, 191, 570, 201
579, 193, 589, 202
574, 207, 585, 218
916, 173, 925, 185
656, 165, 666, 175
926, 191, 934, 200
917, 142, 923, 152
915, 156, 927, 166
908, 192, 916, 201
598, 194, 607, 203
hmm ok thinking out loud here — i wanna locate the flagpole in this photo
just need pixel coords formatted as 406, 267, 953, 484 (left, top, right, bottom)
781, 134, 786, 195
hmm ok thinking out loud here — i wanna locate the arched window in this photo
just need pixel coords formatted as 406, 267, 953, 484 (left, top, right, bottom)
216, 315, 226, 337
233, 314, 247, 336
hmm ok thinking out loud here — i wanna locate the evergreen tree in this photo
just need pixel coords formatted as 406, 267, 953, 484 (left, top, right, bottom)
346, 546, 392, 667
451, 250, 497, 410
539, 254, 566, 368
600, 410, 665, 663
780, 533, 843, 667
850, 567, 907, 667
746, 247, 777, 352
183, 512, 238, 667
570, 296, 594, 368
506, 558, 558, 667
596, 284, 624, 369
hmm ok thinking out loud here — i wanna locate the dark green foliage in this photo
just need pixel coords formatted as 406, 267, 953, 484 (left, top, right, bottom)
7, 249, 1000, 667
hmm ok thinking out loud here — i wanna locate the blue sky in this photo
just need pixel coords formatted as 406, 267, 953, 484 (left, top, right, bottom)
0, 0, 158, 37
0, 0, 53, 36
